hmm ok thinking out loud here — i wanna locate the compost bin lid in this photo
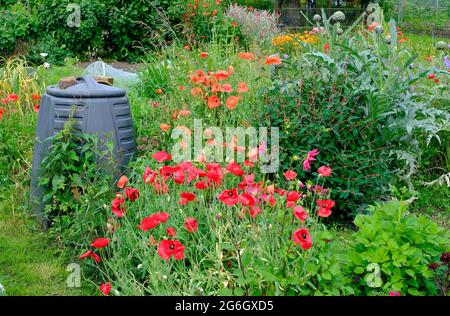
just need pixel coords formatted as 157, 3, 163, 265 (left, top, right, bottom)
46, 76, 126, 98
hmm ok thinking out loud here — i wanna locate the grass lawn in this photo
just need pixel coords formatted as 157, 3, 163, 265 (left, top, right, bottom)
0, 206, 95, 295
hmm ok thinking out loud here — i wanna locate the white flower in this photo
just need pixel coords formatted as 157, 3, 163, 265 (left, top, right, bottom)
162, 275, 168, 280
43, 62, 50, 69
40, 52, 48, 58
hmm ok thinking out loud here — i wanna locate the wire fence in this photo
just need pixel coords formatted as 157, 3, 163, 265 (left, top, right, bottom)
278, 0, 450, 38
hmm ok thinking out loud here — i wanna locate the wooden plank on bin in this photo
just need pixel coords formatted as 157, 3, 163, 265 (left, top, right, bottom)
93, 76, 114, 86
58, 76, 77, 89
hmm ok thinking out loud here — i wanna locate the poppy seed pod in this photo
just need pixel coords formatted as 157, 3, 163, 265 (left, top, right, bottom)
374, 25, 384, 34
331, 11, 345, 22
436, 41, 447, 50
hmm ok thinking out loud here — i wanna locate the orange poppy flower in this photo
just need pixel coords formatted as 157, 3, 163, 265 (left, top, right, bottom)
191, 87, 203, 96
160, 124, 171, 132
156, 88, 163, 94
117, 175, 129, 189
211, 83, 221, 93
239, 52, 255, 61
237, 82, 249, 93
228, 65, 234, 76
175, 125, 192, 136
208, 95, 220, 109
178, 109, 191, 117
171, 109, 178, 120
226, 96, 239, 110
265, 55, 282, 65
179, 85, 185, 91
220, 84, 233, 93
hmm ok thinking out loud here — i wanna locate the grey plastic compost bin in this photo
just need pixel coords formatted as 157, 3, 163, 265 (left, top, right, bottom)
30, 75, 137, 228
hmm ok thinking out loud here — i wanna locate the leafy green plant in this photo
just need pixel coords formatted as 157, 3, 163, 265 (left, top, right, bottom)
346, 199, 449, 296
0, 4, 35, 56
37, 119, 114, 247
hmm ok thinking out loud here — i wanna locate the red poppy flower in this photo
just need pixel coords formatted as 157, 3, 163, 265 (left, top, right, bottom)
7, 93, 19, 102
111, 196, 126, 218
143, 167, 157, 184
213, 70, 229, 81
244, 160, 254, 167
91, 238, 110, 249
265, 55, 282, 65
34, 104, 40, 112
248, 206, 261, 218
184, 217, 198, 232
317, 166, 332, 177
218, 188, 239, 206
324, 43, 330, 54
316, 199, 335, 209
0, 108, 4, 120
157, 239, 185, 260
293, 228, 313, 250
207, 95, 220, 109
179, 192, 196, 205
100, 282, 111, 296
79, 250, 93, 259
195, 180, 208, 190
152, 150, 172, 162
200, 52, 208, 59
283, 170, 297, 181
117, 175, 128, 188
238, 192, 256, 206
316, 199, 335, 218
226, 162, 245, 177
124, 187, 139, 201
166, 227, 176, 237
287, 191, 301, 203
31, 93, 41, 100
293, 206, 308, 222
206, 165, 223, 185
153, 181, 169, 194
79, 250, 101, 263
138, 212, 170, 231
231, 21, 238, 27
